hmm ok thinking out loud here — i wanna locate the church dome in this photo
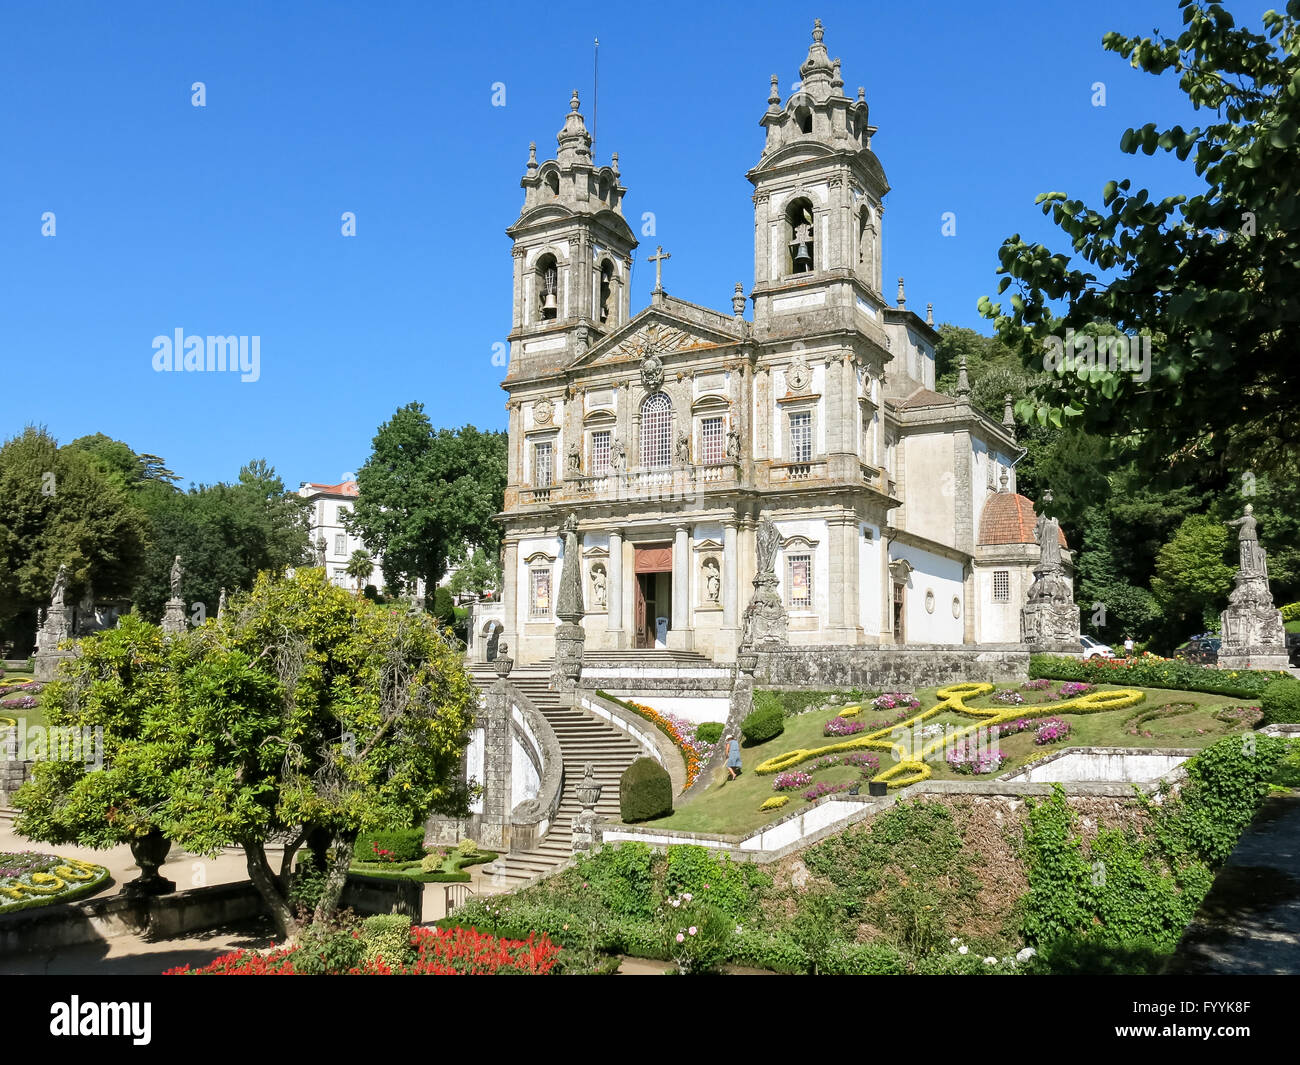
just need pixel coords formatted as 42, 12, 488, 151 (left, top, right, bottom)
978, 492, 1068, 548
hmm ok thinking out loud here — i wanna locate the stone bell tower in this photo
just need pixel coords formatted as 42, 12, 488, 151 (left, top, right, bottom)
747, 19, 891, 330
506, 91, 639, 377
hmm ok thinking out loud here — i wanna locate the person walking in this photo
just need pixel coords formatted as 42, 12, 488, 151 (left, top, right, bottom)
1123, 635, 1134, 658
725, 734, 743, 781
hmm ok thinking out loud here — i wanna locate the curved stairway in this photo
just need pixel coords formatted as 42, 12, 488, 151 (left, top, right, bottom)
466, 666, 642, 889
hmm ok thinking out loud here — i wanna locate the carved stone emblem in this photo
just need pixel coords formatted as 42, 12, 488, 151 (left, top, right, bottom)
787, 353, 811, 392
640, 349, 664, 393
533, 398, 554, 425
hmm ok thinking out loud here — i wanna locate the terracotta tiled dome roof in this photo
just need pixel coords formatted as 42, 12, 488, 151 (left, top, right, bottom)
978, 492, 1068, 548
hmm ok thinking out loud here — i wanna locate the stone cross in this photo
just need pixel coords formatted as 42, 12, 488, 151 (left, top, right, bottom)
648, 245, 671, 293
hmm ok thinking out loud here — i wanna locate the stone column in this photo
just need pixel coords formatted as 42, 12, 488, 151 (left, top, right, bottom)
669, 523, 693, 650
501, 539, 520, 662
607, 529, 624, 645
478, 678, 513, 852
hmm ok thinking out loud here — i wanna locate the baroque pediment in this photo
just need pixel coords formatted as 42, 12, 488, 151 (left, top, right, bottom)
568, 301, 742, 375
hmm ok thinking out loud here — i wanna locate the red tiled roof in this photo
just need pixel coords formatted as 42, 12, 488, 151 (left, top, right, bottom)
978, 492, 1068, 548
302, 480, 359, 497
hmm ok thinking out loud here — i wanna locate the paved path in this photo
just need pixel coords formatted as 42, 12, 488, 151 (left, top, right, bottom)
1168, 793, 1300, 974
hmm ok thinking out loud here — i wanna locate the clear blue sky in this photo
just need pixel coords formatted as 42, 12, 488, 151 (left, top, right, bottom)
0, 0, 1205, 488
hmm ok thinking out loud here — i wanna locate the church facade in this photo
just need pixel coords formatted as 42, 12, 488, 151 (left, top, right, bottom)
496, 21, 1067, 666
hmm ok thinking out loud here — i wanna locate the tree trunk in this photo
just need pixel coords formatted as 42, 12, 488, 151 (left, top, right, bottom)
243, 842, 299, 941
312, 832, 356, 926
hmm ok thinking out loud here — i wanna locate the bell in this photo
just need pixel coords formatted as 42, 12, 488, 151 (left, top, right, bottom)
793, 241, 813, 271
543, 290, 558, 313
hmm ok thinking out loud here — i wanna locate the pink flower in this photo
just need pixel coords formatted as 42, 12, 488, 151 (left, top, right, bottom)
675, 933, 685, 943
688, 927, 697, 936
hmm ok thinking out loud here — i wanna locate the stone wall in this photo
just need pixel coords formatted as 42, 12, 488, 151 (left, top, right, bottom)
0, 726, 31, 802
752, 644, 1028, 690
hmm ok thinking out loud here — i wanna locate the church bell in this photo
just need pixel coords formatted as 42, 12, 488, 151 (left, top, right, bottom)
542, 267, 558, 314
793, 240, 813, 271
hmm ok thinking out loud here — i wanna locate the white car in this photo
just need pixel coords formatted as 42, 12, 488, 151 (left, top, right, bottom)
1079, 635, 1114, 659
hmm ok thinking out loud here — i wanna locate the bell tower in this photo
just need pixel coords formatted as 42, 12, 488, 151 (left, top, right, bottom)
506, 91, 638, 377
747, 20, 890, 330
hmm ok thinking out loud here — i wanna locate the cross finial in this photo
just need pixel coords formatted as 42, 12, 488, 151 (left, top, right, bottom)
648, 245, 671, 293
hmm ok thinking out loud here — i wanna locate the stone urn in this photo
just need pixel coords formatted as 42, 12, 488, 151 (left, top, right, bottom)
736, 650, 759, 675
124, 828, 176, 896
493, 640, 514, 678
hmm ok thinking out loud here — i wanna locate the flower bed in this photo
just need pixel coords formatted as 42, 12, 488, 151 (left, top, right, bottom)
597, 692, 711, 787
1057, 682, 1093, 698
0, 852, 111, 913
801, 781, 851, 802
772, 770, 812, 791
871, 692, 921, 711
946, 745, 1006, 775
0, 682, 42, 698
0, 696, 37, 710
824, 717, 866, 737
1030, 653, 1285, 698
166, 926, 561, 975
1033, 718, 1071, 745
993, 689, 1025, 706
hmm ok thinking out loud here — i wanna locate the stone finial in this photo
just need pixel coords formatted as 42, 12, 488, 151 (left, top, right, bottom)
999, 467, 1009, 493
1003, 392, 1016, 436
493, 640, 513, 678
812, 17, 824, 42
926, 303, 934, 326
857, 87, 865, 103
768, 74, 781, 110
956, 354, 970, 397
611, 151, 620, 176
896, 277, 906, 308
831, 57, 844, 91
732, 282, 746, 317
570, 89, 581, 112
526, 141, 537, 175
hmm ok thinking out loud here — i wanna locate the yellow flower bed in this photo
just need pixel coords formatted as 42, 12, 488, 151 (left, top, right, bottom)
0, 857, 107, 903
0, 715, 15, 729
837, 705, 861, 718
759, 795, 790, 811
754, 682, 1146, 788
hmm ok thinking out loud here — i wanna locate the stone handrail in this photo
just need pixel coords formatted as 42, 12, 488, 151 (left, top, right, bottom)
578, 691, 687, 795
505, 683, 564, 850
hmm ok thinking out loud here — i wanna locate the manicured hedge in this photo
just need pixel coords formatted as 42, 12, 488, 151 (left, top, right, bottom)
695, 722, 724, 745
1280, 602, 1300, 623
753, 689, 872, 718
620, 757, 673, 822
741, 704, 784, 744
1261, 678, 1300, 725
1029, 653, 1285, 698
355, 828, 426, 863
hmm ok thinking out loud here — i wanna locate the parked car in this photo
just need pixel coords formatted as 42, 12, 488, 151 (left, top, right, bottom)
1173, 634, 1221, 665
1079, 635, 1114, 659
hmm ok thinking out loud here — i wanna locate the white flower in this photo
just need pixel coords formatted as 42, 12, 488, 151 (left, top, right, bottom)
682, 892, 692, 902
675, 932, 685, 943
983, 956, 997, 965
958, 945, 969, 955
949, 937, 959, 947
670, 899, 680, 907
1015, 947, 1037, 963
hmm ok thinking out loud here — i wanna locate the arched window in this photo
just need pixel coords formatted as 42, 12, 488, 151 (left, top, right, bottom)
793, 104, 813, 134
858, 207, 876, 283
543, 170, 560, 198
786, 198, 815, 274
640, 392, 673, 469
536, 253, 559, 320
598, 259, 615, 323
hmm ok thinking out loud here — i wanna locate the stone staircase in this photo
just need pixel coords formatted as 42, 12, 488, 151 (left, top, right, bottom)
466, 666, 642, 889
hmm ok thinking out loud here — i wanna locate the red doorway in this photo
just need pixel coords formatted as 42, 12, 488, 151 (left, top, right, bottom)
634, 543, 672, 649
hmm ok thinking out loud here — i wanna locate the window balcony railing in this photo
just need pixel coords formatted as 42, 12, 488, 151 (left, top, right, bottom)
517, 462, 742, 507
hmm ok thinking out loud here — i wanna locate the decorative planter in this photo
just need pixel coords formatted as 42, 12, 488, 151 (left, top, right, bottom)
867, 781, 888, 798
124, 828, 176, 896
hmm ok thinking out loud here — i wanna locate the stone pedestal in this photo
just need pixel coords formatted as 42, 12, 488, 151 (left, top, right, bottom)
552, 621, 585, 693
160, 597, 187, 636
1219, 575, 1288, 669
740, 574, 789, 649
1020, 568, 1080, 652
33, 604, 74, 681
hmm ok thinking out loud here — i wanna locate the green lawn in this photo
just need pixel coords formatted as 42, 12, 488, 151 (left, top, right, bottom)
0, 668, 47, 731
656, 681, 1260, 837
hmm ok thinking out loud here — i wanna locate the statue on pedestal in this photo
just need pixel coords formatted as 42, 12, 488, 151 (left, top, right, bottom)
1219, 504, 1287, 668
741, 513, 789, 649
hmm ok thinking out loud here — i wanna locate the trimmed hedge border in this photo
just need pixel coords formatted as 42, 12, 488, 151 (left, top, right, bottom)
1029, 653, 1285, 699
0, 858, 112, 915
348, 851, 497, 884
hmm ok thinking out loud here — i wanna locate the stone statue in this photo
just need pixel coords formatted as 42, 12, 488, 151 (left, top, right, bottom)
1033, 506, 1062, 572
169, 556, 184, 600
591, 565, 607, 608
610, 437, 626, 473
316, 537, 327, 566
566, 441, 582, 476
1219, 504, 1287, 667
675, 432, 690, 466
704, 558, 721, 603
1225, 504, 1266, 577
217, 587, 227, 619
726, 427, 741, 462
755, 513, 782, 577
50, 564, 68, 609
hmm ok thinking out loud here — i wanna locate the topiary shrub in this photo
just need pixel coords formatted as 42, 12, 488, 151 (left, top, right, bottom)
1280, 602, 1300, 623
360, 914, 413, 967
620, 757, 673, 823
695, 722, 724, 745
356, 827, 426, 863
741, 704, 784, 745
457, 837, 478, 857
432, 586, 455, 624
1261, 677, 1300, 725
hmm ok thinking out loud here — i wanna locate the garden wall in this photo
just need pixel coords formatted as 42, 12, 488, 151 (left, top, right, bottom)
752, 645, 1029, 691
0, 874, 420, 956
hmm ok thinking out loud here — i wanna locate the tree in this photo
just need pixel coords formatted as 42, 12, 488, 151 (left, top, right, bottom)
1150, 515, 1235, 639
14, 571, 477, 940
131, 460, 312, 620
63, 433, 178, 491
345, 549, 375, 596
347, 405, 507, 598
979, 0, 1300, 476
0, 427, 149, 641
446, 546, 502, 599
